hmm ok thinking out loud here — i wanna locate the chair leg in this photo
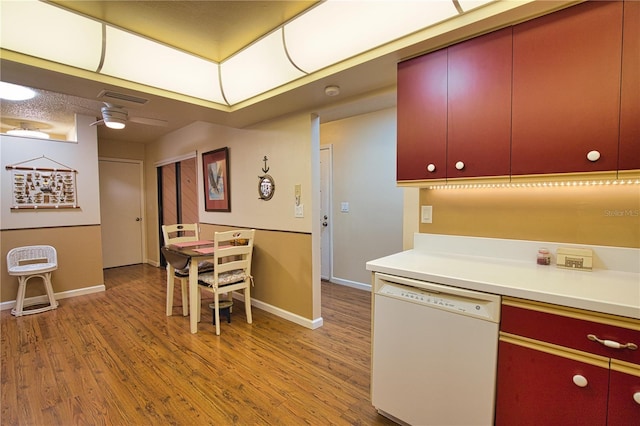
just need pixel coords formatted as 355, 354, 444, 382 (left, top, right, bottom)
244, 287, 252, 324
180, 280, 189, 316
213, 293, 221, 336
11, 277, 27, 317
166, 267, 174, 316
43, 272, 59, 311
12, 273, 58, 316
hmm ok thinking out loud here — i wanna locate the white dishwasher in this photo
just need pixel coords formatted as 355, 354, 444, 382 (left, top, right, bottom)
371, 272, 501, 426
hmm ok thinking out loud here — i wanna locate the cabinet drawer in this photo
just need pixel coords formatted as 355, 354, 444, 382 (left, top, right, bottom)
501, 298, 640, 365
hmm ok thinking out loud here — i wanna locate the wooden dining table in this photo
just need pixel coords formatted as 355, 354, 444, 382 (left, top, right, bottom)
161, 240, 216, 333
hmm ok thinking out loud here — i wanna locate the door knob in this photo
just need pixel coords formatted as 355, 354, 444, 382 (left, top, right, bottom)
322, 221, 328, 227
136, 217, 141, 222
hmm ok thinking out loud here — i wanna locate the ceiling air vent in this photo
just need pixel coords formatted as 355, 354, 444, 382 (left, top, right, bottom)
97, 90, 149, 107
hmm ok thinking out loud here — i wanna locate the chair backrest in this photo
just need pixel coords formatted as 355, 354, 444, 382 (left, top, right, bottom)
162, 223, 199, 245
7, 245, 57, 269
212, 229, 255, 286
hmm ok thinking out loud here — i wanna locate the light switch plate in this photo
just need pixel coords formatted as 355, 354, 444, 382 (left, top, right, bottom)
341, 202, 349, 213
421, 205, 433, 223
295, 204, 304, 218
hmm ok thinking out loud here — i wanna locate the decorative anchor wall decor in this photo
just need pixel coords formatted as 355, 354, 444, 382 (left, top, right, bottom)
258, 156, 275, 201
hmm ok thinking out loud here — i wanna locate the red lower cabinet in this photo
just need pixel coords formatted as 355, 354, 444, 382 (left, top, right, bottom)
497, 298, 640, 425
607, 365, 640, 426
495, 339, 609, 426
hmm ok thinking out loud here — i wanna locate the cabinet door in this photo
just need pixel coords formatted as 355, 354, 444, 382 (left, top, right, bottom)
619, 0, 640, 171
608, 365, 640, 426
447, 27, 512, 179
511, 1, 624, 175
495, 340, 608, 426
396, 49, 447, 181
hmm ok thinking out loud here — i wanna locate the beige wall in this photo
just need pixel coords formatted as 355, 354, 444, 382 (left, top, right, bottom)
1, 115, 105, 304
418, 184, 640, 248
1, 226, 104, 301
98, 138, 146, 160
145, 113, 319, 321
201, 224, 313, 318
321, 107, 404, 285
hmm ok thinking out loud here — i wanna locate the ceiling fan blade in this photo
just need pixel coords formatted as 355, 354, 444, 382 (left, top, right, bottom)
129, 116, 168, 127
89, 119, 104, 126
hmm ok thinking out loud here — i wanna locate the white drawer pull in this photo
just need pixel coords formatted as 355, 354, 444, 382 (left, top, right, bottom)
455, 161, 465, 170
426, 163, 436, 173
573, 375, 588, 388
634, 392, 640, 405
587, 334, 638, 350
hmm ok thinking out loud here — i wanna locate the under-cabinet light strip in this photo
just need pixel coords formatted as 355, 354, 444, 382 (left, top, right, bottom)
428, 179, 640, 189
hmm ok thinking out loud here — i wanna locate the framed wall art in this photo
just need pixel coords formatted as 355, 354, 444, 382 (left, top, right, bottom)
202, 147, 230, 212
6, 155, 79, 210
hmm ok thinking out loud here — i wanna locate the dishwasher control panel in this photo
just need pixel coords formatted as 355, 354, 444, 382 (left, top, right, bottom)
374, 273, 501, 322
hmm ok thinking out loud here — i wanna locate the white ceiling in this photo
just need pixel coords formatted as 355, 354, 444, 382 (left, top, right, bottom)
0, 0, 578, 143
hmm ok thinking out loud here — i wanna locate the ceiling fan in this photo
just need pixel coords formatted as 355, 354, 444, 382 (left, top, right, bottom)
90, 103, 168, 129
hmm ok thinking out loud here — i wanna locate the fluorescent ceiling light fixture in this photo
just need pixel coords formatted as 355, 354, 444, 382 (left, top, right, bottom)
101, 26, 225, 104
221, 29, 306, 105
0, 0, 103, 71
0, 82, 36, 101
7, 128, 50, 139
284, 0, 460, 73
457, 0, 495, 13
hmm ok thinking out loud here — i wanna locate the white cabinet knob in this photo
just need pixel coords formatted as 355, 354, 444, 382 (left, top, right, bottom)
587, 150, 601, 162
634, 392, 640, 405
573, 375, 588, 388
426, 163, 436, 173
455, 161, 465, 170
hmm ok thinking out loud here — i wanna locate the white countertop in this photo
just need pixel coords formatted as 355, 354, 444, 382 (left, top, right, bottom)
366, 234, 640, 319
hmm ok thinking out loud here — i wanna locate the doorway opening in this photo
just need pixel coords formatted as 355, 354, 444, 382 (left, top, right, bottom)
157, 155, 198, 266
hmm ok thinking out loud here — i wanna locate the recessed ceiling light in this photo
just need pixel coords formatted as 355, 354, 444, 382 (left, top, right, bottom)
0, 82, 36, 100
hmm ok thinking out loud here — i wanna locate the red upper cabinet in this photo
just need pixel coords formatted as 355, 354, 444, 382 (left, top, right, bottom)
396, 49, 447, 181
447, 27, 512, 179
619, 0, 640, 171
511, 1, 624, 175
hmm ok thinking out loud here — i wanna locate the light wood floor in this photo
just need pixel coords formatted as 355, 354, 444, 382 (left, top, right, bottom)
1, 264, 395, 425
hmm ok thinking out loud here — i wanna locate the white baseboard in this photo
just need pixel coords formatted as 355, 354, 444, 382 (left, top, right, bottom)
0, 284, 106, 311
229, 293, 324, 330
328, 277, 372, 292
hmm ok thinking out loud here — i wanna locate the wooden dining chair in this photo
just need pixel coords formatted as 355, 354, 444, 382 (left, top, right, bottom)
197, 229, 255, 335
162, 223, 200, 316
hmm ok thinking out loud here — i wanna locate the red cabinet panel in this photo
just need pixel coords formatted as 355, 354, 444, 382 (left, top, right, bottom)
447, 27, 512, 179
501, 303, 640, 365
495, 341, 609, 426
608, 367, 640, 426
512, 1, 624, 175
619, 0, 640, 171
396, 49, 447, 181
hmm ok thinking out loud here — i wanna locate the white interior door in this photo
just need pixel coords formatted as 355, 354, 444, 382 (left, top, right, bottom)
99, 159, 144, 268
320, 146, 332, 280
